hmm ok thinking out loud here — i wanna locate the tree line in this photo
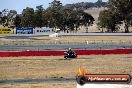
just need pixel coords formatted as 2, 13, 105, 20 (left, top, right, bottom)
0, 0, 94, 33
0, 0, 132, 33
64, 0, 107, 10
98, 0, 132, 33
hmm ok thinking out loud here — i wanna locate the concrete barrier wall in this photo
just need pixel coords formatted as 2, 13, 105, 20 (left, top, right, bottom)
0, 49, 132, 57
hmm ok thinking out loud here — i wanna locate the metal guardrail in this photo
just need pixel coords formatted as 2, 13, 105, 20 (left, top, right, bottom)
0, 33, 132, 37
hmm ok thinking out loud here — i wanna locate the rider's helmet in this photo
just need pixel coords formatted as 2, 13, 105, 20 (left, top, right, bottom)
69, 48, 71, 51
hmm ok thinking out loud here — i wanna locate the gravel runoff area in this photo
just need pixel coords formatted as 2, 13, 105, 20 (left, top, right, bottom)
0, 55, 132, 88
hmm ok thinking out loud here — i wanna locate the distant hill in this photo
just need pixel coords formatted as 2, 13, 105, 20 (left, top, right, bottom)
64, 0, 107, 10
84, 7, 107, 22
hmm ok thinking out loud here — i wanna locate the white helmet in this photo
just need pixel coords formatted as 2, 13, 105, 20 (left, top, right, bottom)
69, 48, 71, 50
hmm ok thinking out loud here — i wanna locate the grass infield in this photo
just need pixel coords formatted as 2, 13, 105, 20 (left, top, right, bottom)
0, 55, 132, 88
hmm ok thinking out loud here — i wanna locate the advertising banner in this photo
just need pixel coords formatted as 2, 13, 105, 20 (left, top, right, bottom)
16, 28, 33, 34
0, 28, 13, 34
34, 27, 52, 34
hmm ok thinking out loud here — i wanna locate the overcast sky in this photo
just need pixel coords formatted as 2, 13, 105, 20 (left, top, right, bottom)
0, 0, 108, 14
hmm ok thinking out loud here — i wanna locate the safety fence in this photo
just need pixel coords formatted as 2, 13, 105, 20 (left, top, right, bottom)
0, 49, 132, 57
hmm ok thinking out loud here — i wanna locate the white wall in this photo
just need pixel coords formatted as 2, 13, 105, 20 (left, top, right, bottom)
77, 84, 132, 88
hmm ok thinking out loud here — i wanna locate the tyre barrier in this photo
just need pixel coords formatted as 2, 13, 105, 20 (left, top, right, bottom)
0, 49, 132, 57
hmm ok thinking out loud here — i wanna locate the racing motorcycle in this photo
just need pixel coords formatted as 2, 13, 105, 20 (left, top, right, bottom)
64, 51, 77, 59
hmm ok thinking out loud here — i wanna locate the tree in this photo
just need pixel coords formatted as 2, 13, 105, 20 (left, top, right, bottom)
98, 10, 121, 32
0, 9, 9, 27
42, 0, 63, 30
43, 0, 94, 33
59, 9, 94, 33
0, 9, 17, 27
0, 12, 2, 18
0, 12, 2, 24
2, 9, 9, 17
49, 0, 63, 9
72, 10, 82, 32
108, 0, 132, 33
21, 7, 35, 27
14, 14, 21, 27
34, 5, 44, 27
7, 10, 17, 27
43, 8, 58, 28
57, 8, 71, 32
59, 9, 80, 33
80, 11, 95, 33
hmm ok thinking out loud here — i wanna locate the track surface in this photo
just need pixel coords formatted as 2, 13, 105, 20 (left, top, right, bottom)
1, 33, 132, 37
0, 44, 132, 51
0, 78, 75, 84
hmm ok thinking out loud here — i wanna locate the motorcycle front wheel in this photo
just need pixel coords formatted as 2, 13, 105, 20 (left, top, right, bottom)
64, 56, 68, 59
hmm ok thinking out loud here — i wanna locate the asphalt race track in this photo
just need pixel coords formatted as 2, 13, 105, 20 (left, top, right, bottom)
0, 77, 75, 84
1, 33, 132, 37
0, 44, 132, 51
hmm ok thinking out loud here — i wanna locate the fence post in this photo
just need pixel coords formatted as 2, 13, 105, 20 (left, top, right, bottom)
86, 41, 89, 44
111, 40, 113, 44
102, 40, 103, 44
120, 40, 122, 44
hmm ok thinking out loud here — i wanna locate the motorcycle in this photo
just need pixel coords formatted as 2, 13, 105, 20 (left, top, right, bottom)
64, 51, 77, 59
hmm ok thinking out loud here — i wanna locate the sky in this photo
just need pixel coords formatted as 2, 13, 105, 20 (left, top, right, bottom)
0, 0, 108, 14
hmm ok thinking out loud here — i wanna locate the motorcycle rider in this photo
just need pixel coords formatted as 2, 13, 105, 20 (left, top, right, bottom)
64, 48, 77, 59
67, 48, 74, 54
